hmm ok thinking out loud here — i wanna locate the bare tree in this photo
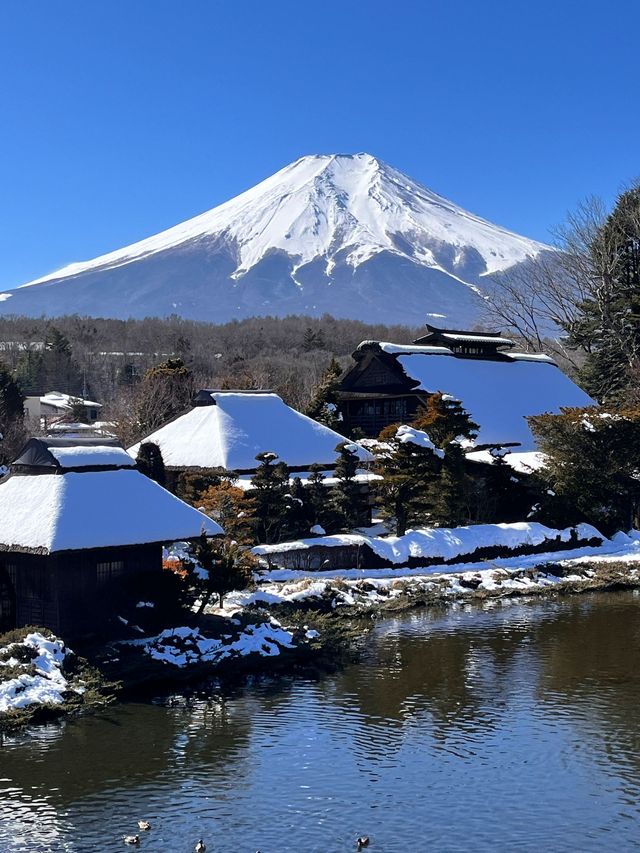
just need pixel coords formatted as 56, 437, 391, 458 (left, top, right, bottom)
483, 195, 612, 359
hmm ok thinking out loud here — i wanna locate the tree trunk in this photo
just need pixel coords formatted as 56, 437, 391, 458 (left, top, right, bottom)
196, 588, 213, 616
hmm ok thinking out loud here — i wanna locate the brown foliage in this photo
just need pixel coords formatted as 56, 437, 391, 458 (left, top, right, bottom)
195, 482, 254, 543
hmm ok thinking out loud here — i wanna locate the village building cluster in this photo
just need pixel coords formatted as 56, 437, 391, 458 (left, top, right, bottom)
0, 325, 595, 636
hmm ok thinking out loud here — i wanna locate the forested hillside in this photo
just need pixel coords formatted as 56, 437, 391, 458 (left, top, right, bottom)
0, 314, 421, 411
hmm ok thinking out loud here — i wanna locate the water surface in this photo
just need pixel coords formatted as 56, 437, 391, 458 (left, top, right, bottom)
2, 592, 640, 852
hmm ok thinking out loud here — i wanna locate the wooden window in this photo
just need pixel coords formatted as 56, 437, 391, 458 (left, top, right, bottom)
96, 560, 125, 586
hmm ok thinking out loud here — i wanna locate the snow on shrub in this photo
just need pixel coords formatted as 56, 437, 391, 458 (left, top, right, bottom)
137, 622, 297, 668
0, 632, 82, 713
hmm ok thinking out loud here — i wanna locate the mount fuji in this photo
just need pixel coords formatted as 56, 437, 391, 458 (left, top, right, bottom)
0, 154, 551, 325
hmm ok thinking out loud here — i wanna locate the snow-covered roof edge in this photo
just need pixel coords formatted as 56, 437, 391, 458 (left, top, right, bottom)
0, 468, 223, 554
357, 340, 557, 365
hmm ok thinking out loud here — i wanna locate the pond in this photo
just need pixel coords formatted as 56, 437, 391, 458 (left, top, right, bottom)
2, 591, 640, 852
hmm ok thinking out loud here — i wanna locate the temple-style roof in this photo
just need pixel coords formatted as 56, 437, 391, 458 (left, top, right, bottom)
0, 439, 222, 554
128, 391, 373, 471
413, 323, 515, 354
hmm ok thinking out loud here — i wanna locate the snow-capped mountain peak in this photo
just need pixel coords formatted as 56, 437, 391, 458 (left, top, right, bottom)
1, 153, 551, 325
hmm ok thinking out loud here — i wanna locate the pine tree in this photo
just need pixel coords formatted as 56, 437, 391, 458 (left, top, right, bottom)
188, 535, 256, 612
0, 361, 25, 467
305, 463, 333, 532
302, 327, 318, 352
305, 358, 343, 429
14, 350, 45, 395
302, 327, 326, 352
329, 442, 369, 531
136, 441, 166, 486
412, 393, 479, 447
374, 424, 441, 535
431, 442, 471, 527
529, 405, 640, 535
247, 452, 290, 543
68, 397, 89, 424
41, 327, 83, 394
483, 447, 524, 522
281, 477, 314, 540
568, 184, 640, 402
0, 362, 24, 423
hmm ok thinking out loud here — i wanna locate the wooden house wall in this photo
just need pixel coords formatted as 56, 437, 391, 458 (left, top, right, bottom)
0, 543, 162, 637
336, 351, 426, 437
258, 544, 385, 572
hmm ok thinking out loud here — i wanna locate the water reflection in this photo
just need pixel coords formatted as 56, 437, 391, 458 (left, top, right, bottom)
2, 592, 640, 851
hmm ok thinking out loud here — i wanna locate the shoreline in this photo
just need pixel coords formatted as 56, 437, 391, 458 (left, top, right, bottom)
3, 557, 640, 732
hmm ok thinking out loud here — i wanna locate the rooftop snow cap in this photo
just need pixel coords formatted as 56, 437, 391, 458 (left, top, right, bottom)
128, 391, 374, 471
412, 324, 515, 351
1, 439, 222, 552
11, 437, 136, 474
40, 391, 102, 410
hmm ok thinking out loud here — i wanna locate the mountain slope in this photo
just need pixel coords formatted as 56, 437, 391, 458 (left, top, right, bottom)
0, 153, 551, 325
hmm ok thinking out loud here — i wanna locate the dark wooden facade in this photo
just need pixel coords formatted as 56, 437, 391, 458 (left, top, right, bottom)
0, 543, 162, 637
336, 343, 429, 437
336, 326, 516, 437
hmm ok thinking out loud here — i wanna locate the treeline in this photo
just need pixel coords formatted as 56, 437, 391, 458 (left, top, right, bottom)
0, 313, 421, 411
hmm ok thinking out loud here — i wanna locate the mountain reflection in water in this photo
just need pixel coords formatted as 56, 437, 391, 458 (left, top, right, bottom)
2, 592, 640, 852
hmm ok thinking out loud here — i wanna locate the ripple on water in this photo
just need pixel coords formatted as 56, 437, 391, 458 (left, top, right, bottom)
2, 591, 640, 851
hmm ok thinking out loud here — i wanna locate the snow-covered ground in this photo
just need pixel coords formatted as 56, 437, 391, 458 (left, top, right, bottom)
0, 632, 82, 713
253, 522, 603, 568
220, 530, 640, 614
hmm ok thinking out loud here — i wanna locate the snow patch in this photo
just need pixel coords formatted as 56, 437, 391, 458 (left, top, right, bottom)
254, 522, 602, 567
136, 623, 297, 668
0, 633, 81, 713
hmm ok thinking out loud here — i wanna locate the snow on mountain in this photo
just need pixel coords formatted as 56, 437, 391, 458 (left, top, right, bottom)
0, 153, 551, 325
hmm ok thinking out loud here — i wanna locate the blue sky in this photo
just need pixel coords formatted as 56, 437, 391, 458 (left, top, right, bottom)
1, 0, 638, 291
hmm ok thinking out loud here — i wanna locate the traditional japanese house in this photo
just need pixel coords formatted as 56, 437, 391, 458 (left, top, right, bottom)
0, 437, 222, 636
128, 390, 374, 489
336, 325, 594, 448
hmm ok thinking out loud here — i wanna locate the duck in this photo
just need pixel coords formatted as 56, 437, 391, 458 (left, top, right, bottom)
357, 838, 370, 850
138, 821, 151, 831
195, 841, 207, 853
123, 836, 140, 846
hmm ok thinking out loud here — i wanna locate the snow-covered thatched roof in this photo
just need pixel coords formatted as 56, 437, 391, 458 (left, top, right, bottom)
128, 391, 373, 471
356, 342, 595, 450
0, 439, 222, 554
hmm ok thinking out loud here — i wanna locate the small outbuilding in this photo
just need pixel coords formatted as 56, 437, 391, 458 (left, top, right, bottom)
0, 438, 222, 637
24, 391, 103, 425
